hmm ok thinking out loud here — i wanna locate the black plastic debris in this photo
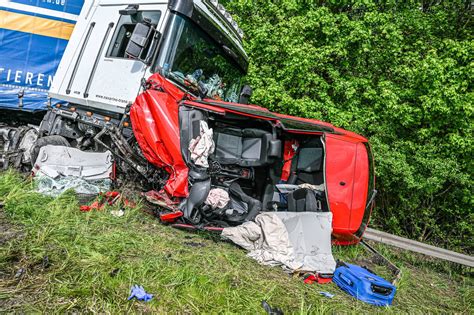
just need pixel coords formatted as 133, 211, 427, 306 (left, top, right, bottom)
261, 300, 283, 315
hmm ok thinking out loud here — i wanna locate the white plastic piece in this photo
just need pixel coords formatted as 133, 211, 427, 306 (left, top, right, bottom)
33, 145, 113, 180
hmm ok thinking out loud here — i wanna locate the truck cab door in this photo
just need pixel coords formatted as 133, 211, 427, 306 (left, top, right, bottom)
324, 134, 370, 239
53, 3, 168, 113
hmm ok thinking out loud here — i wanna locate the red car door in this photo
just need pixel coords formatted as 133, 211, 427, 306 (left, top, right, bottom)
325, 133, 370, 242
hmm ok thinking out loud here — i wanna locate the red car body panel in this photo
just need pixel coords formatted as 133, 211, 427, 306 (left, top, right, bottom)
325, 134, 369, 235
131, 73, 374, 241
130, 76, 189, 197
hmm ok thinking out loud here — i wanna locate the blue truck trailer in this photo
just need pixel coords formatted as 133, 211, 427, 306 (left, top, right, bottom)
0, 0, 84, 112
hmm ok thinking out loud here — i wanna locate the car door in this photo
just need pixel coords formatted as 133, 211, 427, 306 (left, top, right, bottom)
325, 133, 370, 237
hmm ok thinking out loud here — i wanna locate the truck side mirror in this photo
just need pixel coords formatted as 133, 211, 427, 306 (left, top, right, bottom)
119, 4, 139, 15
239, 85, 252, 104
125, 21, 158, 65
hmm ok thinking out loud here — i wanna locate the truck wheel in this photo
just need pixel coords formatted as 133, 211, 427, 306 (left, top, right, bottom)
30, 135, 70, 167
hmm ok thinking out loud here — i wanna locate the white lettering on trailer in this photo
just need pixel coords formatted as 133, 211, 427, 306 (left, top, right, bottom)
48, 75, 54, 87
0, 68, 53, 87
37, 73, 44, 86
25, 72, 34, 85
14, 71, 22, 83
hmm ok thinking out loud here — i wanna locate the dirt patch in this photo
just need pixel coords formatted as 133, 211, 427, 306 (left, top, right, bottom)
0, 208, 23, 246
0, 207, 25, 287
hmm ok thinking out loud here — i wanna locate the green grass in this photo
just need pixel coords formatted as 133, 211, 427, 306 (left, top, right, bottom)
0, 170, 472, 313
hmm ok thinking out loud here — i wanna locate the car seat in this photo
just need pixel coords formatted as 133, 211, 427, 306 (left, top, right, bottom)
224, 182, 262, 224
213, 128, 281, 166
287, 188, 323, 212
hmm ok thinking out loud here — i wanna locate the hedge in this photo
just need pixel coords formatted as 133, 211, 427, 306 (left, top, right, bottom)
222, 0, 473, 252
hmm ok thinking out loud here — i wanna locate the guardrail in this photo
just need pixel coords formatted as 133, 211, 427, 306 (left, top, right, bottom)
363, 228, 474, 268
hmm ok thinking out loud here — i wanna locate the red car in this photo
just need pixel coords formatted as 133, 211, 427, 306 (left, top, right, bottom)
131, 73, 376, 245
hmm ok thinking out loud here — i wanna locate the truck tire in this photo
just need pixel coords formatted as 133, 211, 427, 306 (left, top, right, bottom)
30, 135, 70, 167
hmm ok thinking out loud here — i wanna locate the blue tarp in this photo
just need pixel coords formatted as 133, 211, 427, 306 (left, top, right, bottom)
0, 0, 84, 112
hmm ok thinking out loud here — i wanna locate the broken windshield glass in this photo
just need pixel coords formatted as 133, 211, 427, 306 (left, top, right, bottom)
158, 13, 244, 102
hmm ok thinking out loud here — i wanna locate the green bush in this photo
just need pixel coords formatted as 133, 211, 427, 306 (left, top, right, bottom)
222, 0, 473, 251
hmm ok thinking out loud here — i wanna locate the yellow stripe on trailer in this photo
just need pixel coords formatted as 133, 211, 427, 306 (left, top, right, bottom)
0, 11, 74, 40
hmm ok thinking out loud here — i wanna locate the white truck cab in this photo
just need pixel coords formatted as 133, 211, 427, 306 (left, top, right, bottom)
49, 0, 248, 114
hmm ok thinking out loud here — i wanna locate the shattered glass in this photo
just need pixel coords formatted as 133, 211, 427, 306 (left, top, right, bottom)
34, 174, 111, 197
161, 14, 244, 102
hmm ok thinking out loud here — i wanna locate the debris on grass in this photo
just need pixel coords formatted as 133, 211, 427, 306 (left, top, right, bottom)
261, 300, 283, 315
79, 191, 134, 212
319, 291, 335, 298
128, 285, 153, 302
110, 209, 125, 217
0, 171, 472, 313
333, 262, 397, 306
302, 273, 333, 284
222, 212, 335, 274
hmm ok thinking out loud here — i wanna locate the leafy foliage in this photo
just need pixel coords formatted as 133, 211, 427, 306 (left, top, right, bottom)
222, 0, 473, 251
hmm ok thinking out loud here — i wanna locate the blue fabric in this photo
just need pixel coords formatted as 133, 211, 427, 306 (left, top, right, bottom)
128, 285, 153, 302
0, 0, 84, 112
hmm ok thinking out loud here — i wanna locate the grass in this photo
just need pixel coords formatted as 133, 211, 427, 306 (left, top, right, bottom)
0, 170, 472, 313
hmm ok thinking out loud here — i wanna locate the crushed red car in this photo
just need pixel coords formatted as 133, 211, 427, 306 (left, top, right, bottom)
131, 73, 376, 244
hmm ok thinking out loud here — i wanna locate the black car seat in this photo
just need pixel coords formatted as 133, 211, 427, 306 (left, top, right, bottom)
263, 138, 324, 211
213, 128, 281, 167
224, 182, 262, 225
178, 107, 211, 222
287, 188, 323, 212
288, 140, 324, 185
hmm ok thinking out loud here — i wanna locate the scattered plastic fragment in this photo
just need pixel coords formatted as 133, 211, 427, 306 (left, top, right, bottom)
109, 268, 121, 277
111, 209, 125, 217
42, 256, 50, 269
184, 241, 206, 248
128, 285, 153, 302
303, 273, 333, 284
261, 300, 283, 315
319, 291, 335, 299
144, 190, 179, 209
14, 268, 25, 279
160, 211, 183, 223
79, 191, 134, 212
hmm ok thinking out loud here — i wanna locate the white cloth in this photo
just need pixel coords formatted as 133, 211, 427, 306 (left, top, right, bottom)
221, 212, 336, 273
188, 121, 215, 168
205, 188, 230, 209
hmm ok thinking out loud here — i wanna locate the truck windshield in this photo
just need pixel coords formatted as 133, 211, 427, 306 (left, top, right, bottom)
159, 14, 245, 102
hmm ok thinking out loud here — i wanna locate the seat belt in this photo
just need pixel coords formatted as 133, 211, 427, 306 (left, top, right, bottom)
280, 139, 299, 182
